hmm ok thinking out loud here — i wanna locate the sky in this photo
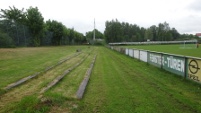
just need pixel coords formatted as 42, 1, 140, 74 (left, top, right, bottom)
1, 0, 201, 35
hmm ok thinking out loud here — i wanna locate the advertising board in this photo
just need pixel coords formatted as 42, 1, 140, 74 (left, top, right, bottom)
148, 52, 162, 68
187, 58, 201, 83
162, 54, 185, 77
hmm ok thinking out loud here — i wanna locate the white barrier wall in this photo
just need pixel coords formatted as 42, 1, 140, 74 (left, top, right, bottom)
110, 46, 201, 84
140, 51, 147, 62
128, 49, 134, 57
111, 46, 114, 50
134, 50, 139, 59
126, 48, 129, 55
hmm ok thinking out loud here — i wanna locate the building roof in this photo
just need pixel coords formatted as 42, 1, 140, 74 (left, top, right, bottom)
196, 33, 201, 36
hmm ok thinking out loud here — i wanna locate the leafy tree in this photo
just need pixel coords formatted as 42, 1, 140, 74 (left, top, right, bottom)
74, 31, 85, 44
171, 28, 180, 40
86, 29, 104, 44
149, 25, 157, 41
46, 20, 63, 45
104, 19, 123, 43
0, 30, 14, 47
0, 6, 27, 46
26, 7, 44, 46
145, 28, 153, 41
69, 28, 75, 44
157, 22, 171, 41
62, 26, 70, 45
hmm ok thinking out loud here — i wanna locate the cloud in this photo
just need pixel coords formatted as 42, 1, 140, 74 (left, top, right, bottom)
171, 14, 201, 34
1, 0, 201, 35
188, 0, 201, 12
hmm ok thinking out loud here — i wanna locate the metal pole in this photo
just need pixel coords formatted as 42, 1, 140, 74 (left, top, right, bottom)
93, 18, 95, 41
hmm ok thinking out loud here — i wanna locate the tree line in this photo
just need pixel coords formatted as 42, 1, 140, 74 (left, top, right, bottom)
0, 6, 199, 47
0, 6, 86, 47
104, 19, 199, 43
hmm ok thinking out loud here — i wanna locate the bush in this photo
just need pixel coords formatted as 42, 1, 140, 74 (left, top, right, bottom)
0, 32, 15, 48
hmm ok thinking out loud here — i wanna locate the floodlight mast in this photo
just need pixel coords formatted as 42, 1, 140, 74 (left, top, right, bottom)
93, 18, 95, 41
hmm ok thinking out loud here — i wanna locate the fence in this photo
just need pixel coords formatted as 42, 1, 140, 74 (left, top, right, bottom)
109, 40, 197, 45
110, 46, 201, 84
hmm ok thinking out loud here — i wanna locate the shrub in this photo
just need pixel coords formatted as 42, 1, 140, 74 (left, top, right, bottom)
0, 32, 15, 48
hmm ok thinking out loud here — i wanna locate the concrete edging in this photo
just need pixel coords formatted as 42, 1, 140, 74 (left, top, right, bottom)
76, 55, 97, 99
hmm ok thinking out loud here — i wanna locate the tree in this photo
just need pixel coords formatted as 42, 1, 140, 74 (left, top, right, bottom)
157, 22, 172, 41
0, 6, 27, 46
0, 30, 14, 47
46, 20, 64, 45
149, 25, 157, 41
62, 26, 70, 45
86, 29, 104, 42
171, 28, 180, 40
144, 28, 153, 41
104, 19, 123, 43
26, 7, 44, 46
69, 28, 75, 44
74, 31, 85, 44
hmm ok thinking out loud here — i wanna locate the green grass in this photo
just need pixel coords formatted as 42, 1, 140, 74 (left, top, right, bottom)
3, 95, 50, 113
0, 46, 88, 89
1, 46, 201, 113
46, 53, 94, 98
124, 44, 201, 57
0, 46, 93, 113
74, 47, 201, 113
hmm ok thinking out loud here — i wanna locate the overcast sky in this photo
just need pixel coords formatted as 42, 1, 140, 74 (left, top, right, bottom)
1, 0, 201, 35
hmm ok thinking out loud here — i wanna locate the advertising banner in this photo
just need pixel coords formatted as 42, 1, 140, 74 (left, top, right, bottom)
187, 58, 201, 83
148, 52, 162, 68
162, 55, 185, 77
140, 51, 147, 62
134, 50, 139, 59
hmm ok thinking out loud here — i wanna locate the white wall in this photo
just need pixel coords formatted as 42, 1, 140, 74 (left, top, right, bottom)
134, 50, 139, 59
140, 51, 147, 62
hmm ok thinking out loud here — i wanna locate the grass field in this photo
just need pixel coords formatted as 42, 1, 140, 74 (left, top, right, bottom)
0, 46, 88, 89
124, 44, 201, 58
0, 46, 201, 112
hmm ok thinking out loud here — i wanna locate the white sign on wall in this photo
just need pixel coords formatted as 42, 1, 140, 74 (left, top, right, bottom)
128, 49, 134, 58
125, 48, 129, 55
140, 51, 148, 62
134, 50, 139, 59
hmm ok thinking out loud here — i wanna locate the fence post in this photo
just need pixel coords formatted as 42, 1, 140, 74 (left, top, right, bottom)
184, 57, 187, 79
139, 50, 140, 61
161, 53, 163, 69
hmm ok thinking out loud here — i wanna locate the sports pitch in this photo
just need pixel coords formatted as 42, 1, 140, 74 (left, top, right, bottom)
124, 44, 201, 58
